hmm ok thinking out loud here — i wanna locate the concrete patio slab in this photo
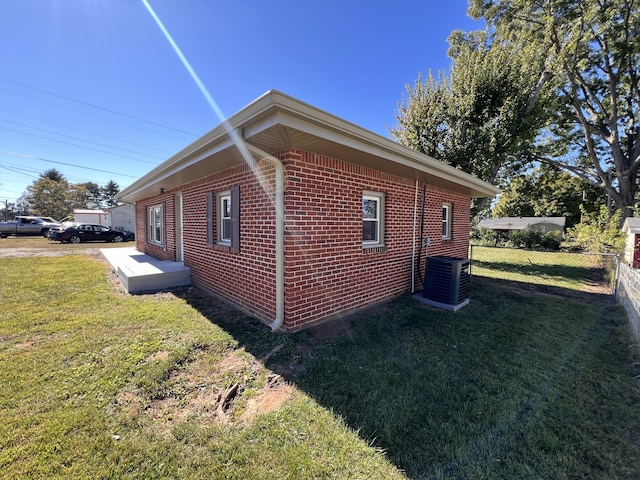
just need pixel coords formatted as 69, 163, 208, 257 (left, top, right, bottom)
100, 247, 191, 293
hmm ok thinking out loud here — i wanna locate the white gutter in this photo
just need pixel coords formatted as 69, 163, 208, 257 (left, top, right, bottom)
243, 141, 285, 332
118, 90, 500, 204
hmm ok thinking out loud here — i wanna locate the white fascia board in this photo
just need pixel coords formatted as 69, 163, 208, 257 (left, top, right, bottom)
119, 89, 499, 200
119, 135, 235, 201
271, 106, 500, 197
119, 93, 279, 201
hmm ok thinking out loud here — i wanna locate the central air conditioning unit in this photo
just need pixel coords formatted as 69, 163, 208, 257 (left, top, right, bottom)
421, 255, 470, 311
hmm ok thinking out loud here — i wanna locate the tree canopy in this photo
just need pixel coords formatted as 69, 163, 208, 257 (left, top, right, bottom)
391, 30, 553, 216
392, 31, 551, 184
17, 170, 121, 221
469, 0, 640, 222
393, 0, 640, 224
492, 166, 603, 227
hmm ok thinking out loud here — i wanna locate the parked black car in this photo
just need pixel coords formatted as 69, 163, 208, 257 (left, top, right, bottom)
48, 223, 128, 244
121, 230, 135, 241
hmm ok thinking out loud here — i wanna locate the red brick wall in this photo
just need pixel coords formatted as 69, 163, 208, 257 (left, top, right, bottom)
134, 148, 472, 332
135, 162, 279, 322
279, 149, 471, 331
417, 185, 472, 282
136, 193, 176, 261
184, 162, 278, 322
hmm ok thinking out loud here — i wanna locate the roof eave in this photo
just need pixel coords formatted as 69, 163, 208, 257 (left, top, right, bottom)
118, 90, 500, 203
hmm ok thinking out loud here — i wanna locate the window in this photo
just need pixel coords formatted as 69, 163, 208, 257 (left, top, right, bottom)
218, 192, 232, 244
147, 205, 164, 245
442, 203, 452, 240
363, 191, 384, 247
207, 186, 240, 252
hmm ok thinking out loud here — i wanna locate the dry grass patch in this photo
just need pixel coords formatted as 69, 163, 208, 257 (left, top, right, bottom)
114, 345, 295, 438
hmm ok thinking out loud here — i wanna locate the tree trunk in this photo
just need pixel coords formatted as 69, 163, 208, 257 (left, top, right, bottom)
617, 173, 637, 226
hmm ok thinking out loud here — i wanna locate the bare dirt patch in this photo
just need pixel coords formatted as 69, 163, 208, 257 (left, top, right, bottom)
239, 373, 294, 425
146, 351, 170, 363
114, 346, 294, 437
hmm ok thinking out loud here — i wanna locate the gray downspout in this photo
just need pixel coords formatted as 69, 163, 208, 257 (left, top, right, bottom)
416, 183, 427, 287
411, 179, 419, 293
242, 140, 285, 331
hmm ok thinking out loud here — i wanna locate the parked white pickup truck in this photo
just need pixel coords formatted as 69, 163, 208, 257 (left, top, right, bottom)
0, 216, 61, 237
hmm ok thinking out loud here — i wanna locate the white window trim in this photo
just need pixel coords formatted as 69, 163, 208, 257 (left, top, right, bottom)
442, 203, 452, 240
363, 191, 385, 248
147, 204, 164, 246
217, 191, 231, 245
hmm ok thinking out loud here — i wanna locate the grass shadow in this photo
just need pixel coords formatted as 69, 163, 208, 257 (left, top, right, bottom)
471, 259, 596, 282
470, 272, 614, 305
181, 280, 640, 479
469, 246, 618, 295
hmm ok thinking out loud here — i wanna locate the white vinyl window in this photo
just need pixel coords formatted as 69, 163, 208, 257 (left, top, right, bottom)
442, 203, 452, 240
218, 192, 231, 244
147, 204, 164, 245
363, 191, 384, 247
208, 187, 240, 252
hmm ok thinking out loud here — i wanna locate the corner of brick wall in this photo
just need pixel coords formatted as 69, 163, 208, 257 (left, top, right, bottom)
133, 149, 474, 332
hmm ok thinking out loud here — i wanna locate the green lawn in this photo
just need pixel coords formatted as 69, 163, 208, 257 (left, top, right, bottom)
1, 254, 639, 479
470, 245, 617, 293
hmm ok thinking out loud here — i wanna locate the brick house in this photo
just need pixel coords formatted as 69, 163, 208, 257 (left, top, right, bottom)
118, 90, 499, 331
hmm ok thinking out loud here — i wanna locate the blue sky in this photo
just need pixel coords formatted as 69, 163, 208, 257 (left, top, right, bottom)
0, 0, 481, 209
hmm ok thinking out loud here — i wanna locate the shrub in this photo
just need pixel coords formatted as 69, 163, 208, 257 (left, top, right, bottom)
540, 231, 562, 250
566, 206, 625, 254
472, 226, 562, 250
472, 227, 517, 247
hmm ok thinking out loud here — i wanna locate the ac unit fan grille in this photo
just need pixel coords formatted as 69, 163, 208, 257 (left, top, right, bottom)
423, 256, 470, 305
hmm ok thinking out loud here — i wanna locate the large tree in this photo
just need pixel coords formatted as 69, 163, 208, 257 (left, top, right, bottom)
391, 30, 552, 215
21, 170, 122, 219
23, 170, 90, 221
101, 180, 120, 208
392, 32, 553, 183
493, 166, 603, 226
469, 0, 640, 223
79, 182, 102, 209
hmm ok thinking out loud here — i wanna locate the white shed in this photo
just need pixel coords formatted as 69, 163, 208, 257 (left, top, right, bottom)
108, 204, 135, 232
478, 217, 566, 233
73, 209, 110, 226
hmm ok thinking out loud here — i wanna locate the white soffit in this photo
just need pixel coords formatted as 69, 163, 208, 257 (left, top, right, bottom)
118, 90, 500, 203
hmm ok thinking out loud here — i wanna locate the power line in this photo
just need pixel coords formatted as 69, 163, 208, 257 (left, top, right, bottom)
0, 118, 165, 160
0, 185, 25, 196
0, 150, 139, 178
0, 163, 40, 180
0, 76, 199, 137
0, 125, 159, 164
0, 87, 195, 143
0, 161, 126, 189
0, 161, 135, 200
2, 111, 175, 155
0, 163, 90, 183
